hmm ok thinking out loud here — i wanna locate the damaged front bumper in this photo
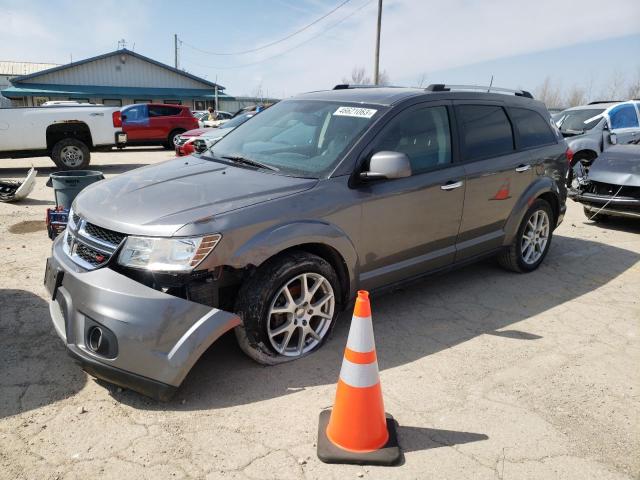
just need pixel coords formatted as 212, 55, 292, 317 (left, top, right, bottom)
46, 235, 241, 400
570, 190, 640, 219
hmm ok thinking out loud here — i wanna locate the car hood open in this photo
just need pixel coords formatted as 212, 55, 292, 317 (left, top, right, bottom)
588, 145, 640, 187
73, 157, 317, 236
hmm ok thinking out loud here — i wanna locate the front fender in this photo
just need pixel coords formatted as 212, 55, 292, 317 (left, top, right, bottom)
566, 135, 600, 156
226, 220, 360, 299
503, 177, 562, 245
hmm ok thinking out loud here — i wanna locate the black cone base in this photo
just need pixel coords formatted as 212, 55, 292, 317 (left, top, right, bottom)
317, 410, 401, 466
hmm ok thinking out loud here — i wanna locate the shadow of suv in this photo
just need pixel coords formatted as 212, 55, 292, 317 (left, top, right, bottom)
45, 83, 568, 399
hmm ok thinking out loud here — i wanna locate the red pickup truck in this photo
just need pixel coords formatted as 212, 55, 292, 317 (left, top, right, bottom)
121, 104, 199, 149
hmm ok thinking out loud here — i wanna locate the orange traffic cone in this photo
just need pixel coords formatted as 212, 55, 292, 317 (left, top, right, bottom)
317, 290, 401, 466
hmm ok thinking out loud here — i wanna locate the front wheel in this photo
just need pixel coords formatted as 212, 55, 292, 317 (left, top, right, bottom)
498, 199, 554, 272
51, 138, 91, 170
234, 251, 340, 365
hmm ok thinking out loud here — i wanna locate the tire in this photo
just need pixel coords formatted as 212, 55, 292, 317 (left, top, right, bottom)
498, 199, 554, 273
51, 138, 90, 170
234, 251, 341, 365
583, 206, 608, 222
164, 130, 183, 150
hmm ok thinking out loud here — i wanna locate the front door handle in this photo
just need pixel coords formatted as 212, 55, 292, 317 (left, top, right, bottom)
515, 164, 532, 172
440, 180, 464, 191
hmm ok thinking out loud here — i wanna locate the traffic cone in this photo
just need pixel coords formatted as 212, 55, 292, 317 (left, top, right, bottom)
317, 290, 401, 466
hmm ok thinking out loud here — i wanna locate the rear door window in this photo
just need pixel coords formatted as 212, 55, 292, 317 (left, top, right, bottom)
456, 105, 514, 161
609, 104, 639, 129
510, 107, 556, 149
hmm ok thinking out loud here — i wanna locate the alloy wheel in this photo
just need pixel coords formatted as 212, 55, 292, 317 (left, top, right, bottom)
521, 209, 550, 265
267, 273, 335, 357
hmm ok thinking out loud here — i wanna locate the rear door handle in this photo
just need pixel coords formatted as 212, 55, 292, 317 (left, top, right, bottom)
515, 164, 532, 172
440, 180, 464, 191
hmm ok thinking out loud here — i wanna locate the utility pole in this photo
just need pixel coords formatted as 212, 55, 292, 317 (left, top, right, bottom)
174, 34, 179, 69
373, 0, 383, 85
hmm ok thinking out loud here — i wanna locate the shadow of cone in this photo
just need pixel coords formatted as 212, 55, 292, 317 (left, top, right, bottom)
317, 290, 401, 465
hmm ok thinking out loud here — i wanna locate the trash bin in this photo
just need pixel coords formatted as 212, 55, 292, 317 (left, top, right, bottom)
46, 170, 104, 209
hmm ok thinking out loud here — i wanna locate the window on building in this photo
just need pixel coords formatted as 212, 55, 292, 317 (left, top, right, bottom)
510, 108, 556, 149
370, 106, 452, 174
103, 99, 122, 107
134, 99, 151, 104
163, 100, 182, 105
609, 104, 639, 130
33, 96, 50, 106
457, 105, 514, 161
195, 101, 206, 111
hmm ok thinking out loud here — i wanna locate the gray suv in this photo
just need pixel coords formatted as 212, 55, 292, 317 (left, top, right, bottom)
45, 84, 568, 399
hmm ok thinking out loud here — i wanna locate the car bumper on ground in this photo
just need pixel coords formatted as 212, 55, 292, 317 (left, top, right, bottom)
45, 235, 241, 400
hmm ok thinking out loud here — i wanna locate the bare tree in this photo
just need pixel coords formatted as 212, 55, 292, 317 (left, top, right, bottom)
565, 85, 586, 107
378, 70, 390, 86
535, 77, 563, 108
342, 67, 371, 85
626, 68, 640, 100
600, 70, 626, 100
415, 73, 428, 88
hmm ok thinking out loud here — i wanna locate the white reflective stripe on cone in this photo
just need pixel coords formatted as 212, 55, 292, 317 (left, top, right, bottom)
346, 315, 376, 353
339, 357, 380, 388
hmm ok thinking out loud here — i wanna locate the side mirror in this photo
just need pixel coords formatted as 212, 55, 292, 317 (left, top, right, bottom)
360, 151, 412, 181
609, 132, 618, 145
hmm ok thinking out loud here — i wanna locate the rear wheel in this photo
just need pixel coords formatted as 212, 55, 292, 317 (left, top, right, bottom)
234, 251, 340, 365
498, 199, 554, 273
164, 130, 183, 150
51, 138, 90, 170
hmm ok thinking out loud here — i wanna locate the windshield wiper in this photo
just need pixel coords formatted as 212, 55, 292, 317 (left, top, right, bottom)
221, 155, 279, 172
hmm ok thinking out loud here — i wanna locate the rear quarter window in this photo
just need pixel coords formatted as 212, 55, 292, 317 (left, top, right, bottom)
510, 107, 557, 149
149, 105, 181, 117
456, 105, 514, 161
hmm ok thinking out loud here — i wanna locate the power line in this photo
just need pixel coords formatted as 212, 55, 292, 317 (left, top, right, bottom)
181, 0, 374, 70
181, 0, 352, 56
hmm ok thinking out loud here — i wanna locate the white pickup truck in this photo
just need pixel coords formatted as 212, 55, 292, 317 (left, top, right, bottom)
0, 105, 127, 169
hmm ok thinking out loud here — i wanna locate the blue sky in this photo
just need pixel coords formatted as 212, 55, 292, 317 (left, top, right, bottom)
2, 0, 639, 100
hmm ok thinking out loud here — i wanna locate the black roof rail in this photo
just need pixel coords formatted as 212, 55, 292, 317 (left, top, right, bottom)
587, 100, 623, 105
333, 84, 382, 90
425, 83, 534, 99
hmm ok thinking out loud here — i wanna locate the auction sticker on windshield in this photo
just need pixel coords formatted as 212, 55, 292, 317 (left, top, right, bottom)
333, 106, 377, 118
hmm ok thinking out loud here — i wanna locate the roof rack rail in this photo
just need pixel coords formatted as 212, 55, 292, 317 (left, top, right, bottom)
333, 84, 386, 90
587, 100, 623, 105
425, 83, 534, 99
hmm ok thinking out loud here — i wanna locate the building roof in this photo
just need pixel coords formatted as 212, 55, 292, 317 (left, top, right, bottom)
0, 61, 60, 76
1, 83, 233, 101
11, 49, 224, 90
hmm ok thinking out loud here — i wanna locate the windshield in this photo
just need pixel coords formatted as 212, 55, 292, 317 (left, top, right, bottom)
219, 112, 254, 130
557, 108, 605, 133
205, 100, 381, 177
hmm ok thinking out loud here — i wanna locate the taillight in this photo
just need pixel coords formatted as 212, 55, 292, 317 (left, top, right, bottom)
112, 111, 122, 128
565, 148, 574, 164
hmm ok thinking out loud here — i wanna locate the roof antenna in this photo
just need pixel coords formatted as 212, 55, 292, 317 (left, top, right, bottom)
488, 75, 494, 92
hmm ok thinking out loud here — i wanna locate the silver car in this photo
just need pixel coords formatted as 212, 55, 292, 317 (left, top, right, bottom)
45, 85, 568, 399
557, 101, 640, 178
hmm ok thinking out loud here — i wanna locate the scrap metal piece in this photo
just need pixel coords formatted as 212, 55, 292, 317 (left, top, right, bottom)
0, 167, 37, 202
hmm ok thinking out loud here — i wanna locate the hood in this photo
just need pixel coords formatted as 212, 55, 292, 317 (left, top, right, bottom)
182, 128, 208, 137
588, 145, 640, 187
74, 157, 317, 236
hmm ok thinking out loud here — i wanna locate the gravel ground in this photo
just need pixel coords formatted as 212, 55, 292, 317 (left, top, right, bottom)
1, 149, 638, 480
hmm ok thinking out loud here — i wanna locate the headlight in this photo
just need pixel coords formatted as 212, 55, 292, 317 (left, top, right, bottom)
117, 234, 221, 272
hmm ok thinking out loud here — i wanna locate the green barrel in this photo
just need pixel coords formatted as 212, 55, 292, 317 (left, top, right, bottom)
46, 170, 104, 209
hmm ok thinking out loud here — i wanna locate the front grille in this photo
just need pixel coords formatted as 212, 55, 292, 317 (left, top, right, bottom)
63, 215, 127, 270
76, 243, 107, 267
84, 222, 126, 246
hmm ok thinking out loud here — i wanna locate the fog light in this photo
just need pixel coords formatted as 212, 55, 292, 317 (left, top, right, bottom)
87, 326, 104, 352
